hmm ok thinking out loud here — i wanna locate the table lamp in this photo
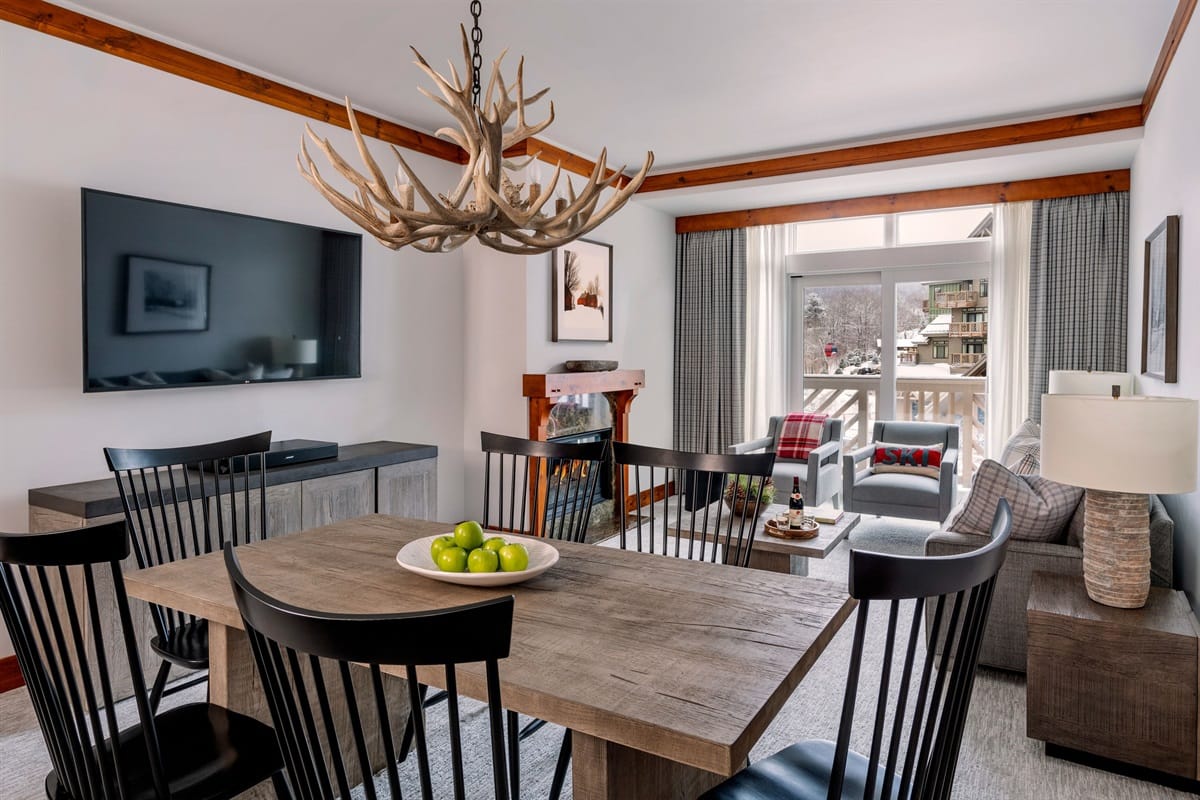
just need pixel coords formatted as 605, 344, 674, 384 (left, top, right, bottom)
1047, 370, 1135, 396
1041, 394, 1197, 608
273, 337, 319, 378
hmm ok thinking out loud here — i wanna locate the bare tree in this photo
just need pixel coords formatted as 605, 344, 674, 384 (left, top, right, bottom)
563, 251, 580, 310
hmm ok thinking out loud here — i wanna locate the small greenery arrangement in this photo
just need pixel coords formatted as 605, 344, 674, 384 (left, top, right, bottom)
723, 475, 776, 516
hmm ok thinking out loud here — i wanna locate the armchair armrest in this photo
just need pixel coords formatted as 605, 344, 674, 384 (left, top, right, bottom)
844, 443, 874, 468
937, 448, 960, 521
806, 438, 842, 464
939, 448, 959, 481
728, 435, 774, 455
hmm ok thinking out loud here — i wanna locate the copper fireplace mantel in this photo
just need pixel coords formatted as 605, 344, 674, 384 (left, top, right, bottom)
522, 369, 645, 443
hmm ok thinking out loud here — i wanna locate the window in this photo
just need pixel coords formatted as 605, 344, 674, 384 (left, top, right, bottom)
896, 206, 992, 244
963, 340, 986, 354
963, 309, 987, 323
793, 217, 886, 252
933, 341, 948, 359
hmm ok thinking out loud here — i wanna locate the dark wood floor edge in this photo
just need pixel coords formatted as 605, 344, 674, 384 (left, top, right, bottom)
1045, 743, 1200, 795
0, 654, 25, 693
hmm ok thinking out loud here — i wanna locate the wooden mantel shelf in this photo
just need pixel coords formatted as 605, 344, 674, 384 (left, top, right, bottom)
522, 369, 645, 398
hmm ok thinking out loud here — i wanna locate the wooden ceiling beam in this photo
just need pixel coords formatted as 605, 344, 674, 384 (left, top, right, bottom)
674, 170, 1131, 234
641, 107, 1143, 194
0, 0, 465, 163
1143, 0, 1198, 119
503, 137, 631, 187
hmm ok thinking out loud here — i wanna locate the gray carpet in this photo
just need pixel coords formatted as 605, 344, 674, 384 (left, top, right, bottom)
1, 517, 1193, 799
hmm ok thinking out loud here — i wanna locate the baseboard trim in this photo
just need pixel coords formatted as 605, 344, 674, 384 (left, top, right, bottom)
1045, 743, 1200, 794
0, 654, 24, 693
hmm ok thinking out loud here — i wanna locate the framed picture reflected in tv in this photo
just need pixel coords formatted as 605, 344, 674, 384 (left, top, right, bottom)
82, 189, 363, 392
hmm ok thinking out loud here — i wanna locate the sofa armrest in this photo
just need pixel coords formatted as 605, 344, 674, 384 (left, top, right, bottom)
925, 529, 989, 556
728, 435, 774, 455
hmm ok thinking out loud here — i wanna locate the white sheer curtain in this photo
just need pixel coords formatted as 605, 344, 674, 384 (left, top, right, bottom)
744, 224, 797, 440
987, 201, 1033, 457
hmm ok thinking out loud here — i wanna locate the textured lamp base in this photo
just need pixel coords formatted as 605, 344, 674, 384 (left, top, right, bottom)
1082, 489, 1150, 609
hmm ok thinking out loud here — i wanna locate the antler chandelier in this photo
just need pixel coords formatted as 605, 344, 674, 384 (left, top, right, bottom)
298, 1, 654, 255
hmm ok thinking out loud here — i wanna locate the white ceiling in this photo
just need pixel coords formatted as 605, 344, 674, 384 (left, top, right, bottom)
63, 0, 1174, 216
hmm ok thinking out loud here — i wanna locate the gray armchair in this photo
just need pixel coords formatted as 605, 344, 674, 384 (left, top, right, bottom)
842, 421, 959, 522
729, 417, 843, 507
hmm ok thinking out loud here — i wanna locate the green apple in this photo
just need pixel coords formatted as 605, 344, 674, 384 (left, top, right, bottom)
453, 520, 485, 551
436, 546, 468, 573
482, 536, 507, 553
429, 535, 456, 561
497, 543, 530, 572
467, 548, 500, 573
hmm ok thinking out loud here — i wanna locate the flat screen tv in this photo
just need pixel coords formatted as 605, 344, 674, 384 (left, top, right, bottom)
82, 188, 362, 392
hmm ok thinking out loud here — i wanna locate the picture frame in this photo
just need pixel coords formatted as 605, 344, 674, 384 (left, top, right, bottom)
551, 238, 613, 342
1140, 215, 1180, 383
125, 256, 211, 334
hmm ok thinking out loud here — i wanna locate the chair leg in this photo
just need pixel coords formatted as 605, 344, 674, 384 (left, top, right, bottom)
507, 710, 521, 800
270, 770, 293, 800
518, 716, 548, 741
398, 683, 429, 762
148, 660, 171, 713
548, 729, 571, 800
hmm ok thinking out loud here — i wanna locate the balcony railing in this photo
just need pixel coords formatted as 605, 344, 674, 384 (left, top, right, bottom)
949, 321, 987, 337
950, 353, 984, 366
803, 375, 986, 485
934, 290, 979, 308
898, 352, 918, 365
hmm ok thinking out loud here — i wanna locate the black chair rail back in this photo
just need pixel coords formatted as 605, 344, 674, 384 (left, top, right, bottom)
611, 441, 777, 568
225, 546, 515, 800
0, 521, 168, 800
831, 499, 1012, 800
481, 431, 609, 542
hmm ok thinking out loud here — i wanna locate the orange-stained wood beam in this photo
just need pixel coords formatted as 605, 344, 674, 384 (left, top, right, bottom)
1143, 0, 1198, 119
0, 0, 465, 163
504, 137, 631, 187
641, 107, 1143, 194
674, 170, 1131, 234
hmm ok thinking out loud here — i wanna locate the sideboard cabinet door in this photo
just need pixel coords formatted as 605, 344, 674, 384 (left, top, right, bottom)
376, 458, 437, 520
301, 470, 376, 529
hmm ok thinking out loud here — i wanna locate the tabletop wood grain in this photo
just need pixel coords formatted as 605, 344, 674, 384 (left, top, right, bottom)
123, 514, 855, 776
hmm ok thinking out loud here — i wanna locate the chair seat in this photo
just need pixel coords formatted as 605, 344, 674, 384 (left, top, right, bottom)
853, 471, 940, 508
151, 619, 209, 669
700, 739, 901, 800
46, 703, 282, 800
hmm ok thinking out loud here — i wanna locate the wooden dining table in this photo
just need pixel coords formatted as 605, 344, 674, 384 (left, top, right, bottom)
123, 514, 855, 800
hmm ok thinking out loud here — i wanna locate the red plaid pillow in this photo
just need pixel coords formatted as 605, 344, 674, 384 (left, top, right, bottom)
777, 413, 828, 460
872, 442, 944, 479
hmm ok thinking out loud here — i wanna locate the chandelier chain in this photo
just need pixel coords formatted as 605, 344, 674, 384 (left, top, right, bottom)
469, 0, 483, 107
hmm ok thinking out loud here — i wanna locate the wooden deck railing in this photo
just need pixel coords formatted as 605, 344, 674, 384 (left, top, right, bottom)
949, 321, 987, 337
934, 290, 979, 308
949, 353, 984, 366
803, 375, 987, 485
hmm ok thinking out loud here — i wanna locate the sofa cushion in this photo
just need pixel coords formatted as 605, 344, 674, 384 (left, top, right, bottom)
999, 418, 1041, 476
950, 459, 1082, 542
853, 471, 940, 508
872, 442, 943, 479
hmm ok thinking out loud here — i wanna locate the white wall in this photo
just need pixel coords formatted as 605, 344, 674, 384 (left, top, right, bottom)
0, 26, 470, 655
1128, 20, 1200, 611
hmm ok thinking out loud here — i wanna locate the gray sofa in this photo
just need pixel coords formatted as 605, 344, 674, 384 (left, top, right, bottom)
729, 417, 843, 507
925, 495, 1174, 672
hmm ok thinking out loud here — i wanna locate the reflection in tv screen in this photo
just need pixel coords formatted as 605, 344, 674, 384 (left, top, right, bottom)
82, 189, 362, 392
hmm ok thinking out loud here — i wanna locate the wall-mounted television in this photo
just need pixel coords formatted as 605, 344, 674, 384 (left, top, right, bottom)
82, 189, 362, 392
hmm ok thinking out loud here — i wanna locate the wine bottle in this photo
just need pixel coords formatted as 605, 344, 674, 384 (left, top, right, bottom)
789, 476, 805, 529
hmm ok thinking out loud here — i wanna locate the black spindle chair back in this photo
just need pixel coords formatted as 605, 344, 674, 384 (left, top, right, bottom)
481, 431, 608, 542
0, 521, 169, 800
831, 499, 1012, 800
225, 545, 515, 800
104, 431, 272, 706
611, 441, 776, 568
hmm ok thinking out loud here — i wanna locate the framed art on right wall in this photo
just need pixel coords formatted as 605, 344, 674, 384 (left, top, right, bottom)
1141, 215, 1180, 383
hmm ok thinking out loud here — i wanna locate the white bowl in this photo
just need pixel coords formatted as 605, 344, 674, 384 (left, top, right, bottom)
395, 534, 560, 587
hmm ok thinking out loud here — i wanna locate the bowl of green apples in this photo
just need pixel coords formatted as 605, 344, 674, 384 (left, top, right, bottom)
395, 520, 559, 587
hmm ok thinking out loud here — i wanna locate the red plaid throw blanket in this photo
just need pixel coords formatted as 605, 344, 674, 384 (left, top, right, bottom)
777, 413, 828, 460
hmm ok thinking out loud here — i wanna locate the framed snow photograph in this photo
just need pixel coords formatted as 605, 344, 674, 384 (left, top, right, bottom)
552, 239, 613, 342
1141, 215, 1179, 383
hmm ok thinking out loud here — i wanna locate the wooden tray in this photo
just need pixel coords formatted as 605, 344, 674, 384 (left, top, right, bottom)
763, 518, 820, 540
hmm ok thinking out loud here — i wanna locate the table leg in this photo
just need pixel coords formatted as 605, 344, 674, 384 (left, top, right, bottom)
208, 622, 410, 800
571, 731, 725, 800
747, 548, 813, 576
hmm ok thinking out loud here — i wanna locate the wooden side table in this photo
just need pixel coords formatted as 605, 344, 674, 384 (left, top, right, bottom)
1026, 571, 1200, 788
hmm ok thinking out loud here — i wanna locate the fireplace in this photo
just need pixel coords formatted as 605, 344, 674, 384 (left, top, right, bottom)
546, 427, 614, 522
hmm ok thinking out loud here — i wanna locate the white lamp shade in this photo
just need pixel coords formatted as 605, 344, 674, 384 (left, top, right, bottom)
1047, 370, 1135, 396
1041, 394, 1198, 494
272, 337, 319, 364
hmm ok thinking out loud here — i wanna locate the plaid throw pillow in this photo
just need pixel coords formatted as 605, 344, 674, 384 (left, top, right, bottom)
999, 418, 1041, 476
872, 442, 943, 479
950, 459, 1083, 542
777, 413, 827, 460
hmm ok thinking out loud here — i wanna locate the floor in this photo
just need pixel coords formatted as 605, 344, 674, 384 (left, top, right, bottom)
1, 517, 1194, 799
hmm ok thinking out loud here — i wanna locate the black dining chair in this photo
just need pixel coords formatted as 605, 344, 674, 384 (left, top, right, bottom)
481, 431, 609, 542
0, 521, 288, 800
104, 431, 272, 711
611, 441, 778, 568
224, 545, 515, 800
699, 499, 1013, 800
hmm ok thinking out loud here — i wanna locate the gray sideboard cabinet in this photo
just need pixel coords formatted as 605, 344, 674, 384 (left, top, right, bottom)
27, 440, 437, 701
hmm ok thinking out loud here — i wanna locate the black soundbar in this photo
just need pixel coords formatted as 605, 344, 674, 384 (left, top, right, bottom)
202, 439, 339, 474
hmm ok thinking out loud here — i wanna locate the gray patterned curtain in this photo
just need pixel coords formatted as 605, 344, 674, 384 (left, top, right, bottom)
673, 229, 746, 453
1028, 191, 1129, 421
